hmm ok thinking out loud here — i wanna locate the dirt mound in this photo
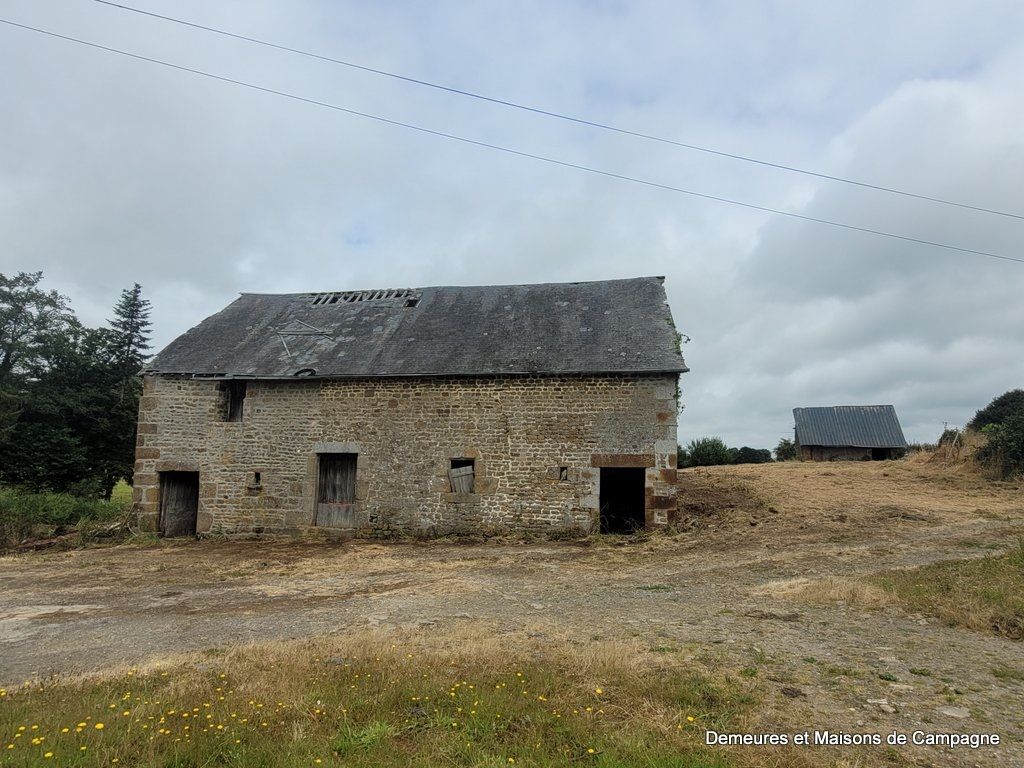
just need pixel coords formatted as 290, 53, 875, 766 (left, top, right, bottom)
674, 469, 769, 530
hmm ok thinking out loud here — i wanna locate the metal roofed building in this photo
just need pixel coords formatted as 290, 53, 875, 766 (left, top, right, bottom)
793, 405, 908, 461
134, 277, 688, 537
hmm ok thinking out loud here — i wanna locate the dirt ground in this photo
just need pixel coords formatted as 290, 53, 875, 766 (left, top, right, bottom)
2, 456, 1023, 767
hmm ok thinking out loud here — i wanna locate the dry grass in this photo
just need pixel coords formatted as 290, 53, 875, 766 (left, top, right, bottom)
677, 454, 1024, 546
757, 577, 895, 608
0, 626, 782, 767
762, 540, 1024, 641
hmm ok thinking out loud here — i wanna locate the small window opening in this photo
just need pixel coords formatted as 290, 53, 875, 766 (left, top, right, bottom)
559, 466, 569, 482
222, 381, 246, 422
449, 458, 475, 493
405, 298, 420, 308
253, 471, 262, 486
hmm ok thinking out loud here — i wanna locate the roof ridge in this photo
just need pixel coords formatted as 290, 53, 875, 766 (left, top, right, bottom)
238, 275, 666, 298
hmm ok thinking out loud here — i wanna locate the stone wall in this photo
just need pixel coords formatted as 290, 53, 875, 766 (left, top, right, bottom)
133, 373, 679, 535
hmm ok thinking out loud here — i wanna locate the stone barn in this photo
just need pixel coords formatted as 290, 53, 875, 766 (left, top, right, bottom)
133, 277, 687, 537
793, 405, 908, 461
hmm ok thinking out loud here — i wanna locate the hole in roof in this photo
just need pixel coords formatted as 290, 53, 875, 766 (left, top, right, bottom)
309, 289, 417, 306
294, 368, 317, 377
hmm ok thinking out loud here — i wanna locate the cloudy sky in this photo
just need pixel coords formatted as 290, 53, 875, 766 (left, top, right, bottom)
3, 0, 1023, 448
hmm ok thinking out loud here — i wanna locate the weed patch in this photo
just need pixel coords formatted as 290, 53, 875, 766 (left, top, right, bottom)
0, 483, 131, 551
873, 540, 1024, 640
0, 631, 761, 767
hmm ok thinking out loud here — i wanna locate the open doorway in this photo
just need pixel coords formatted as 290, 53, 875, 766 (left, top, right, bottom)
159, 471, 199, 537
599, 467, 646, 533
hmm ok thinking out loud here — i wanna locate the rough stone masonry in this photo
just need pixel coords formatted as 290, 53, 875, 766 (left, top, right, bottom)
133, 277, 688, 535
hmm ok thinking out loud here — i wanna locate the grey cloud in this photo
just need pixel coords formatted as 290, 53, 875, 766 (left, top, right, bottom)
2, 0, 1023, 450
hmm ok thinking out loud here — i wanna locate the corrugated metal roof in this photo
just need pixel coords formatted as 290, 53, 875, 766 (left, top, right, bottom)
793, 405, 907, 448
147, 277, 688, 379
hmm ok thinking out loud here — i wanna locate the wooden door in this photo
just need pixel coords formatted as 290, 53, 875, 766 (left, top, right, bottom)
316, 453, 357, 528
160, 472, 199, 537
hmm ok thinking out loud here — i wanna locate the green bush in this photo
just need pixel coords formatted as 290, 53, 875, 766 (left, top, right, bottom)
979, 413, 1024, 479
734, 446, 773, 464
686, 437, 734, 467
970, 390, 1024, 478
677, 444, 690, 468
969, 390, 1024, 431
775, 437, 797, 461
0, 485, 130, 549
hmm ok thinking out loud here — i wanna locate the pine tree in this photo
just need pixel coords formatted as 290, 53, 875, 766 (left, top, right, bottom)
107, 283, 152, 401
100, 284, 153, 493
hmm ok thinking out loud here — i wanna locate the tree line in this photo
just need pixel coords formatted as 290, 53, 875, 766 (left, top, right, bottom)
677, 437, 775, 468
0, 272, 151, 498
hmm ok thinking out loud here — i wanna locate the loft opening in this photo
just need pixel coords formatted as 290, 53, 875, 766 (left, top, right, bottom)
599, 467, 645, 534
449, 458, 475, 493
220, 380, 247, 422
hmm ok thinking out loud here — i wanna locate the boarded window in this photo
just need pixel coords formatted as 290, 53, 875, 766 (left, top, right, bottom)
316, 453, 357, 527
449, 459, 475, 493
224, 381, 246, 422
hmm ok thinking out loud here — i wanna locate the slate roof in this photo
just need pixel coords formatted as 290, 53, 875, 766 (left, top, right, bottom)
148, 277, 688, 379
793, 405, 907, 448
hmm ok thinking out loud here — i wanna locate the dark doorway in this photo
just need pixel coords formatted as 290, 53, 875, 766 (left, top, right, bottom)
159, 471, 199, 537
870, 447, 889, 460
599, 467, 646, 534
316, 453, 357, 527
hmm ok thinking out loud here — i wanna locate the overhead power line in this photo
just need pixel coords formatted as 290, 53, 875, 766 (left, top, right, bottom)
91, 0, 1024, 222
1, 17, 1021, 265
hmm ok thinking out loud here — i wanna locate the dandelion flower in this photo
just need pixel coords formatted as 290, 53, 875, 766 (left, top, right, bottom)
94, 723, 105, 730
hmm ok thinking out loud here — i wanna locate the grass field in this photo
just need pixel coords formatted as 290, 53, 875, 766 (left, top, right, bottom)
1, 631, 764, 768
873, 538, 1024, 640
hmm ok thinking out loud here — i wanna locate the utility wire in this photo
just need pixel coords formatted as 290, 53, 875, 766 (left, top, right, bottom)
2, 17, 1021, 265
91, 0, 1024, 222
